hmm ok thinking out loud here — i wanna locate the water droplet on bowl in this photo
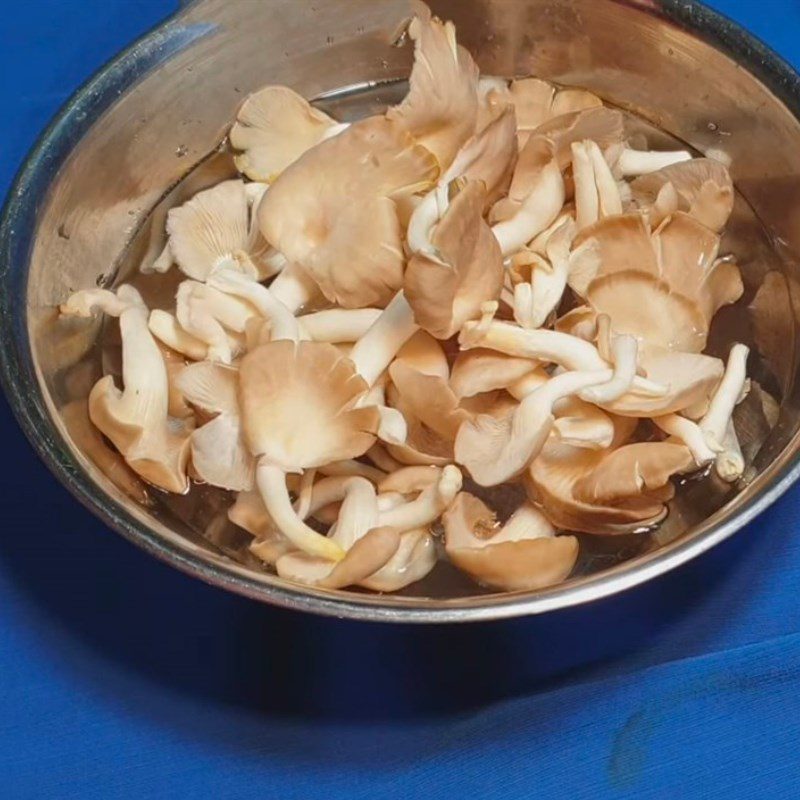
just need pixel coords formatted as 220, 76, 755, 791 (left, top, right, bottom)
175, 144, 188, 158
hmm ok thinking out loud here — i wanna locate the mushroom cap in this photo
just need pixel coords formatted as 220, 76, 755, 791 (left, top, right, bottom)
230, 85, 336, 182
386, 4, 479, 169
175, 361, 239, 417
442, 493, 578, 591
450, 349, 540, 398
378, 464, 443, 495
631, 158, 734, 232
509, 78, 603, 133
572, 212, 742, 353
167, 179, 261, 282
389, 360, 469, 440
445, 104, 518, 206
526, 421, 693, 534
405, 180, 504, 339
532, 107, 624, 169
239, 340, 379, 471
394, 330, 450, 379
385, 381, 454, 466
190, 412, 255, 491
258, 116, 438, 308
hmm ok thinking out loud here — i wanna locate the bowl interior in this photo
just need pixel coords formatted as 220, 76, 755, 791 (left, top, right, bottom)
10, 0, 800, 619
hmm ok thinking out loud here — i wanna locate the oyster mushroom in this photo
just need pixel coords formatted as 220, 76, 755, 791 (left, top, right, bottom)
165, 179, 277, 281
630, 157, 734, 232
570, 212, 743, 353
405, 179, 504, 338
443, 493, 578, 591
508, 78, 602, 134
239, 340, 381, 561
230, 85, 338, 182
531, 107, 625, 169
258, 116, 437, 308
526, 420, 694, 534
175, 361, 255, 491
616, 146, 692, 177
60, 286, 191, 493
490, 135, 566, 255
386, 3, 479, 170
454, 365, 631, 486
450, 349, 540, 398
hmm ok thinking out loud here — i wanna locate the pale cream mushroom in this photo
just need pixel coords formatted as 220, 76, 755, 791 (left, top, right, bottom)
405, 180, 504, 338
148, 310, 210, 362
175, 361, 255, 491
239, 340, 381, 561
394, 330, 450, 379
443, 493, 578, 591
298, 308, 382, 343
174, 280, 258, 364
258, 116, 437, 308
165, 179, 277, 281
630, 157, 734, 232
230, 85, 338, 182
386, 3, 479, 170
490, 136, 566, 255
60, 286, 191, 493
526, 421, 695, 534
359, 526, 437, 592
268, 261, 325, 314
653, 413, 719, 467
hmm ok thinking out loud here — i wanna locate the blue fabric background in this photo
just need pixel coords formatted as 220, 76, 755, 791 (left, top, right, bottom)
2, 1, 800, 797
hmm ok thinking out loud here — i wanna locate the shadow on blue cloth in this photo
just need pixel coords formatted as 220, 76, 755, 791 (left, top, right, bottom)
0, 393, 777, 743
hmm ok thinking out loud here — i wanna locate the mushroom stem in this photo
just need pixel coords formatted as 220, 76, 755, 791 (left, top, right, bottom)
349, 291, 418, 386
579, 334, 638, 403
377, 465, 462, 531
269, 262, 320, 312
653, 413, 719, 466
299, 308, 382, 343
700, 343, 749, 449
572, 140, 622, 230
616, 147, 692, 177
460, 319, 666, 396
318, 460, 386, 483
716, 419, 745, 482
407, 183, 450, 257
255, 461, 345, 561
148, 310, 209, 361
206, 266, 302, 342
491, 154, 565, 255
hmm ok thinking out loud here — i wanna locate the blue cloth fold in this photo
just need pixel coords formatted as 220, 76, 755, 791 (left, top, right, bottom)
1, 1, 799, 797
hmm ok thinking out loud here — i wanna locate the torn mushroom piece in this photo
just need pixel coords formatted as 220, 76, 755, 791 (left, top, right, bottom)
450, 349, 540, 398
386, 3, 479, 170
443, 493, 578, 591
615, 146, 692, 178
405, 179, 504, 339
165, 179, 278, 282
258, 116, 438, 309
239, 340, 381, 561
630, 157, 734, 232
60, 286, 191, 493
230, 85, 338, 182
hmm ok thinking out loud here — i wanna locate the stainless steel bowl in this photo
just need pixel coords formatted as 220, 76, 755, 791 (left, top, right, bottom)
2, 0, 800, 622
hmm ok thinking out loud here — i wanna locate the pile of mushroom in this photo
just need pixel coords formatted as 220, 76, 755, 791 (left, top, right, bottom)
60, 2, 754, 595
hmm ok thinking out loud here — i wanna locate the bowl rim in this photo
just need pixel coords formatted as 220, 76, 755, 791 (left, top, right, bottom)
2, 0, 800, 624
